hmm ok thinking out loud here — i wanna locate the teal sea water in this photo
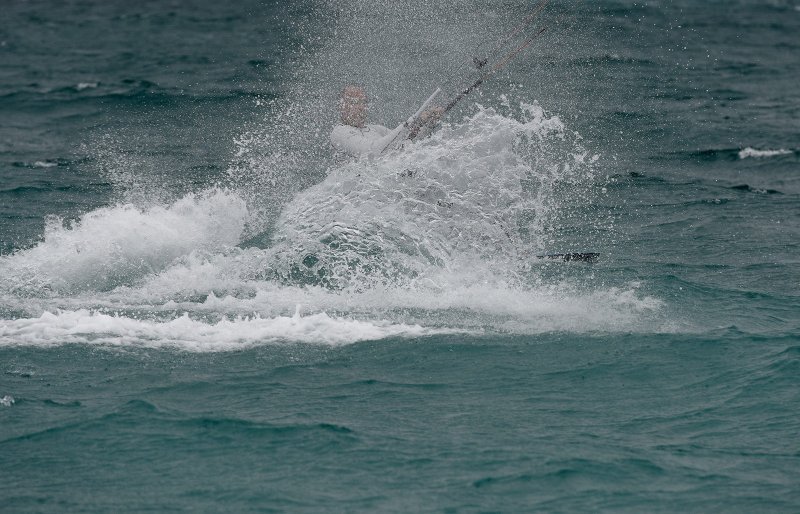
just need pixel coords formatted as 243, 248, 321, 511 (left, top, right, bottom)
2, 0, 799, 511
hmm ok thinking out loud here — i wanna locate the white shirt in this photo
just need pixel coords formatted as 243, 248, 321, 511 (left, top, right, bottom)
330, 123, 405, 157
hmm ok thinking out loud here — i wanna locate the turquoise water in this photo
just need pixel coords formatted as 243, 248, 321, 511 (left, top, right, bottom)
2, 1, 799, 512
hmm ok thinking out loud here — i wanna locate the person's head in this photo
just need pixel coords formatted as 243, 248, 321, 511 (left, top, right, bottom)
340, 85, 367, 128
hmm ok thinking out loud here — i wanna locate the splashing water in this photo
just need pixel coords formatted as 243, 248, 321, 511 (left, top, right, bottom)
0, 189, 247, 296
0, 101, 664, 350
263, 101, 595, 290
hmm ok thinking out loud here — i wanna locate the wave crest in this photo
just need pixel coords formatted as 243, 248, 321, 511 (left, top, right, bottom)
0, 189, 247, 295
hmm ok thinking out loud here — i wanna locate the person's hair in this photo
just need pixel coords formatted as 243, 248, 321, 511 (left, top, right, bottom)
341, 85, 366, 98
339, 85, 367, 128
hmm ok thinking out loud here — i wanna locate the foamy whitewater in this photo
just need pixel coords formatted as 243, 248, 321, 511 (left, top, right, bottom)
0, 103, 663, 350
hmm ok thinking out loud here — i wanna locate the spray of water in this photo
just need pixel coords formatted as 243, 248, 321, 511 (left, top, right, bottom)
0, 0, 666, 349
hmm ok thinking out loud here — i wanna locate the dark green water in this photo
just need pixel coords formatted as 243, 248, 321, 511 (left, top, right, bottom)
1, 0, 799, 512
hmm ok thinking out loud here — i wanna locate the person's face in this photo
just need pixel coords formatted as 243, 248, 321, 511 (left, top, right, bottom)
340, 87, 367, 128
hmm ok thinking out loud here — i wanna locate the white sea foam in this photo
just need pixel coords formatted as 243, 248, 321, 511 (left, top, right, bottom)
0, 309, 465, 350
170, 278, 665, 335
0, 275, 663, 350
0, 395, 14, 407
738, 147, 793, 159
76, 82, 98, 91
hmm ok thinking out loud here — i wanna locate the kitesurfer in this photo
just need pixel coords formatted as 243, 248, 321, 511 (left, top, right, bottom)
330, 85, 443, 157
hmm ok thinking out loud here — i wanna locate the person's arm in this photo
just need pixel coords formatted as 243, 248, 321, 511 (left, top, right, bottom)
379, 89, 442, 155
373, 123, 406, 152
407, 107, 445, 140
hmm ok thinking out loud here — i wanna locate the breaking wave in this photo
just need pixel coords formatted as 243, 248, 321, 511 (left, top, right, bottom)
738, 147, 793, 159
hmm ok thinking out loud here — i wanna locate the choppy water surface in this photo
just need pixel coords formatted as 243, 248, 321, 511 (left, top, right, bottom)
1, 0, 799, 512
